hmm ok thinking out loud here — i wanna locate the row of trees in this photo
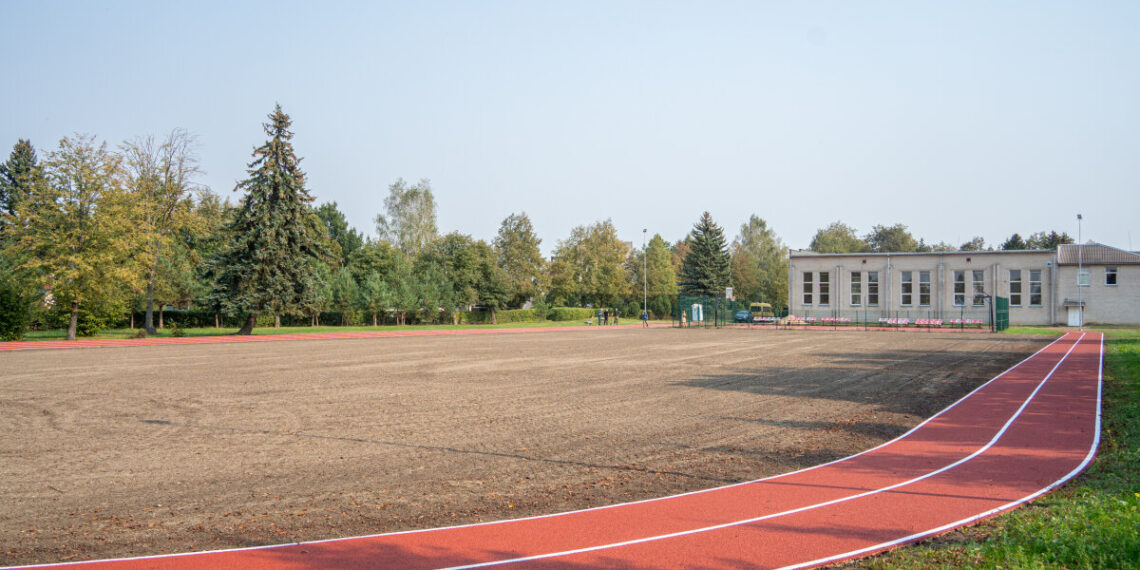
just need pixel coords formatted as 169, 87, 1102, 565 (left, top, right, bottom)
808, 221, 1074, 254
0, 106, 790, 340
1, 105, 1073, 341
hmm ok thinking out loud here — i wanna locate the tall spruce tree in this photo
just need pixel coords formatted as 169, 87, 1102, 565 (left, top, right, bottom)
0, 139, 39, 237
680, 212, 732, 298
212, 105, 328, 334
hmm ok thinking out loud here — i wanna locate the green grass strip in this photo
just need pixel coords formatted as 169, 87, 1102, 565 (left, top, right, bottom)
13, 320, 668, 341
859, 327, 1140, 569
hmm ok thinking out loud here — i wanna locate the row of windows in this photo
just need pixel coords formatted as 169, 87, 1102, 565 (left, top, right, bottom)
800, 269, 1045, 307
1078, 267, 1120, 287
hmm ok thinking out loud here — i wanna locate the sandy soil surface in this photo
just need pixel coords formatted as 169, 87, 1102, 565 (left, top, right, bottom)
0, 328, 1049, 566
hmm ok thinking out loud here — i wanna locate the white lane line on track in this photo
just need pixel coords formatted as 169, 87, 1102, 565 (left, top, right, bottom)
780, 332, 1104, 570
1, 333, 1075, 570
440, 333, 1088, 569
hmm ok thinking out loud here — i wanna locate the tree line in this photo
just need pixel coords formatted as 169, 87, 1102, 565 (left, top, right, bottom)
807, 221, 1073, 254
0, 106, 785, 340
0, 105, 1074, 341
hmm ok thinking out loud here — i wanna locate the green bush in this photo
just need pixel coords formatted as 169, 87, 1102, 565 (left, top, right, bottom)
531, 298, 551, 321
548, 307, 596, 322
0, 274, 32, 341
620, 301, 640, 322
46, 298, 129, 336
460, 308, 543, 324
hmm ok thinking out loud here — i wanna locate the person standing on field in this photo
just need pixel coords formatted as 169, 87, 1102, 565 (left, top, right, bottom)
641, 309, 649, 327
603, 309, 609, 326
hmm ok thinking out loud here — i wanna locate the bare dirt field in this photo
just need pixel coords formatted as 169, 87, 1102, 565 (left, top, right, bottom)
0, 328, 1050, 566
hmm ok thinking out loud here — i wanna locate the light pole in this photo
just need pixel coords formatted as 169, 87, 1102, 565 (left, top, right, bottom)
1077, 213, 1083, 331
642, 228, 648, 317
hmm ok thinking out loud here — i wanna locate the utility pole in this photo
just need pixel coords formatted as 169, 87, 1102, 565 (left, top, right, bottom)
1077, 213, 1083, 331
642, 228, 648, 317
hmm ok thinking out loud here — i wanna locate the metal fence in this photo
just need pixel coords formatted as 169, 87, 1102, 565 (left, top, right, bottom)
677, 294, 997, 331
675, 295, 787, 328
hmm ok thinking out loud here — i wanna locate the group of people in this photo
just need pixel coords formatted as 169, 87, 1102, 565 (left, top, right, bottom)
592, 308, 652, 327
595, 308, 620, 325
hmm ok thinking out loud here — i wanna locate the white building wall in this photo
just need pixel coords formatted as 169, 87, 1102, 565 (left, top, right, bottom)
1056, 265, 1140, 325
788, 251, 1055, 325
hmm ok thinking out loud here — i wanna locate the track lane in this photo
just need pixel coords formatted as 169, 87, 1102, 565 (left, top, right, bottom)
536, 332, 1102, 568
5, 332, 1101, 569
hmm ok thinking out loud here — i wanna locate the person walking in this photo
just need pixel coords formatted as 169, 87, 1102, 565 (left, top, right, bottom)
641, 309, 649, 328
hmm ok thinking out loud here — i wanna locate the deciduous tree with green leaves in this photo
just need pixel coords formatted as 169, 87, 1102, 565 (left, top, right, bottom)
2, 135, 145, 339
731, 215, 789, 308
547, 220, 630, 308
627, 233, 678, 318
809, 221, 868, 253
865, 223, 920, 253
959, 236, 989, 251
375, 178, 438, 257
494, 212, 546, 308
211, 105, 329, 335
121, 129, 204, 335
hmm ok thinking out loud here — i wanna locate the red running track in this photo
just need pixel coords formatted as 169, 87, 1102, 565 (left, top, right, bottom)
7, 332, 1103, 569
0, 324, 666, 352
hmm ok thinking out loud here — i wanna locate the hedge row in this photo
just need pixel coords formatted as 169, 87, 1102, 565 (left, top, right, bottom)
129, 306, 606, 329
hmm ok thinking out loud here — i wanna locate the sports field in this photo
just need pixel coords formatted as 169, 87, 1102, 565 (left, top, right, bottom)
0, 328, 1049, 566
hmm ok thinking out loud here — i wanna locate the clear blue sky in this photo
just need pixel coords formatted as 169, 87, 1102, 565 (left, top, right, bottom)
3, 1, 1138, 254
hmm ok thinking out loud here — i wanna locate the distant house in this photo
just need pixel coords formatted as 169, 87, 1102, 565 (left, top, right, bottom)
1055, 243, 1140, 326
787, 243, 1139, 326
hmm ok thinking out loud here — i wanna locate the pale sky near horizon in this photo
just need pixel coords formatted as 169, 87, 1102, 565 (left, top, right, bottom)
3, 1, 1138, 255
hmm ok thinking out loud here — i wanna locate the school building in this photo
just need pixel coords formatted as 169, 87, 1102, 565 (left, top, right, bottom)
787, 243, 1140, 326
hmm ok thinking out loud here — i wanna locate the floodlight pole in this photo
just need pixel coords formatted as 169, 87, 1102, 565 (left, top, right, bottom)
642, 228, 648, 316
1077, 213, 1083, 331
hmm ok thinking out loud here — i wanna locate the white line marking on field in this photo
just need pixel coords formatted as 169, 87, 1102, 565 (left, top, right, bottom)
1, 333, 1077, 570
439, 333, 1089, 568
779, 332, 1104, 570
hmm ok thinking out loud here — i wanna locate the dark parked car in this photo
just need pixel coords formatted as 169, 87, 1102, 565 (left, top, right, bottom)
734, 309, 753, 323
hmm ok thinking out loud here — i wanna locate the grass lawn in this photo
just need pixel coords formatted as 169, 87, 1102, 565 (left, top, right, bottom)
856, 327, 1140, 569
13, 319, 667, 341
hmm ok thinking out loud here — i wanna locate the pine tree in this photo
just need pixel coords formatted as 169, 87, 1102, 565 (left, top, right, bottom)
1001, 233, 1028, 250
0, 139, 39, 236
212, 105, 328, 335
680, 212, 732, 298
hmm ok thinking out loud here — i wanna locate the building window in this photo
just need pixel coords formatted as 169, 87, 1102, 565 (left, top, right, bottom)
953, 270, 966, 306
900, 271, 913, 306
919, 271, 931, 307
972, 270, 985, 306
802, 272, 813, 305
819, 272, 830, 305
1009, 270, 1022, 306
1078, 268, 1090, 287
1029, 269, 1042, 307
867, 271, 879, 306
850, 271, 862, 306
1106, 267, 1118, 286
